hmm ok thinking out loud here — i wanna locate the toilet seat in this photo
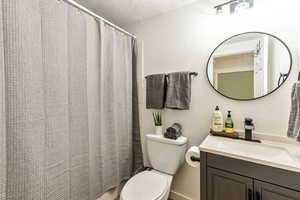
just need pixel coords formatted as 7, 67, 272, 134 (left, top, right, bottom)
121, 171, 169, 200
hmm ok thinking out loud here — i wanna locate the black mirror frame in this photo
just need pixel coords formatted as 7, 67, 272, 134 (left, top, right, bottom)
206, 31, 293, 101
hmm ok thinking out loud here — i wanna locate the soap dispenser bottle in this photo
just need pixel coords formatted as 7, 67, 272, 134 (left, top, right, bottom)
225, 111, 234, 134
212, 106, 223, 132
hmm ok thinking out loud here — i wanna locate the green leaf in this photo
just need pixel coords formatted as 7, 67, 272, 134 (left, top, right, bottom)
152, 111, 162, 126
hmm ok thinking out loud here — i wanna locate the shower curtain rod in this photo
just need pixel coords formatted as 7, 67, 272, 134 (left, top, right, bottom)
61, 0, 137, 39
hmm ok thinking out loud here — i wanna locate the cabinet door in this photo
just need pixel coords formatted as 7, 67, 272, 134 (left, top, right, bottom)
207, 167, 253, 200
254, 180, 300, 200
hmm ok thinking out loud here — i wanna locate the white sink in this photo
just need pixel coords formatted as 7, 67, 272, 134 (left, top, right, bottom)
200, 135, 300, 173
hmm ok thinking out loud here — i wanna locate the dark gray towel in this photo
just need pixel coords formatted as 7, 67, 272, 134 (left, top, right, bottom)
146, 74, 166, 109
287, 82, 300, 142
165, 72, 191, 110
164, 123, 182, 140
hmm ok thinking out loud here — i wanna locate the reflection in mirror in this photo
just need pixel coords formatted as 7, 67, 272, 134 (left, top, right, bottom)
207, 32, 292, 100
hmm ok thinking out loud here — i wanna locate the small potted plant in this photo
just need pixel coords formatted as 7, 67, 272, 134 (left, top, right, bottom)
153, 111, 163, 135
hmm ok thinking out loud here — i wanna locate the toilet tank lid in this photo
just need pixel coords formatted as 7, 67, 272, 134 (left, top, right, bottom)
146, 134, 188, 146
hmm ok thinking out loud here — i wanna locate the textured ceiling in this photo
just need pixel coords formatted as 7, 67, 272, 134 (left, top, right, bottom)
74, 0, 224, 27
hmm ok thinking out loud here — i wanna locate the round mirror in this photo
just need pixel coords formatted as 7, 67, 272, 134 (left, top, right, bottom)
207, 32, 292, 101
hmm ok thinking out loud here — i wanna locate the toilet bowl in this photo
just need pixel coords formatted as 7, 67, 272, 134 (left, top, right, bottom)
120, 170, 172, 200
121, 134, 188, 199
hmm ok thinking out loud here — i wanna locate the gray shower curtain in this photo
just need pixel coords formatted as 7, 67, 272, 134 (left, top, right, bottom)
0, 1, 6, 199
132, 39, 144, 175
0, 0, 143, 199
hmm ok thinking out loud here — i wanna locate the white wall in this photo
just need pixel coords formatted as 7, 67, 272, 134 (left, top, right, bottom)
126, 1, 300, 199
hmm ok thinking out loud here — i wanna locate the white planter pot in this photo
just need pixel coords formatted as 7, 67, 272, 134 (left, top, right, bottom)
155, 126, 163, 136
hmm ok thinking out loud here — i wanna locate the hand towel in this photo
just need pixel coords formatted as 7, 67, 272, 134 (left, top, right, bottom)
165, 72, 191, 110
287, 82, 300, 142
146, 74, 166, 109
164, 123, 182, 140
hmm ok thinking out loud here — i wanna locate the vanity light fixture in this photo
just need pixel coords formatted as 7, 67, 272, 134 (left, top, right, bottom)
215, 0, 254, 15
216, 6, 223, 15
234, 0, 251, 13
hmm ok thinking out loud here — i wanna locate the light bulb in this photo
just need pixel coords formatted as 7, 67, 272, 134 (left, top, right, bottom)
235, 0, 250, 13
216, 6, 223, 15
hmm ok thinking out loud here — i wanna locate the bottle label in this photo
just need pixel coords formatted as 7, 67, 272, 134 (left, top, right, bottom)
225, 122, 233, 128
214, 117, 222, 125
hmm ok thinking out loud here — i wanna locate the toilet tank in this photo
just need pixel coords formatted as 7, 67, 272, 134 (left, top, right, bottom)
146, 134, 188, 175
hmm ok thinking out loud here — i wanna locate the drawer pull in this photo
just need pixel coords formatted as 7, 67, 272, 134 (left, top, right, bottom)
256, 191, 260, 200
248, 189, 253, 200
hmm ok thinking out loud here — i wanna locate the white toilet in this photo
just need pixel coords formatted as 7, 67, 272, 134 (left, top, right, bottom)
120, 134, 188, 200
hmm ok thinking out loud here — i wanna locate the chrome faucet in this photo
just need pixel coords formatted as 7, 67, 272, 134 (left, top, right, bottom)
244, 118, 254, 141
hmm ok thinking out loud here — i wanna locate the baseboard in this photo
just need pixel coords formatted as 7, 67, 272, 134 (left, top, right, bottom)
170, 190, 193, 200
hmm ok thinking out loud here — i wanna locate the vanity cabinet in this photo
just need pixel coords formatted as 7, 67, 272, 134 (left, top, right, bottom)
255, 180, 300, 200
201, 152, 300, 200
207, 167, 253, 200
